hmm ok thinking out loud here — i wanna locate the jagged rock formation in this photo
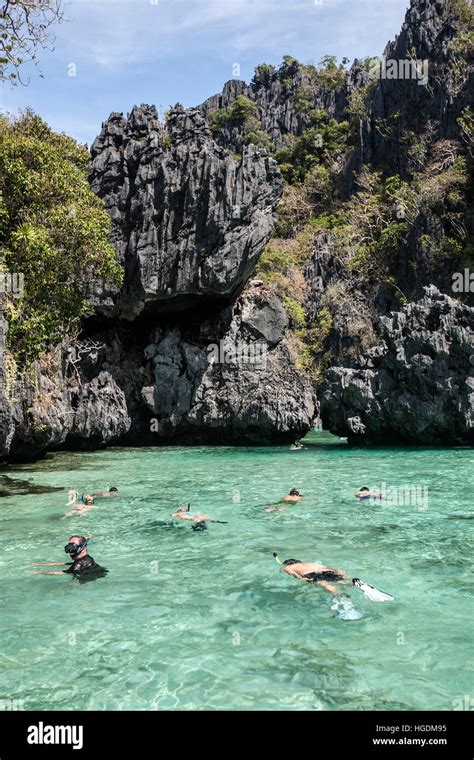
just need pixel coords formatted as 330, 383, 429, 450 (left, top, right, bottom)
89, 105, 282, 320
353, 0, 474, 299
357, 0, 472, 174
2, 347, 71, 461
198, 56, 370, 150
1, 286, 315, 461
196, 0, 473, 447
319, 287, 474, 444
0, 0, 472, 461
0, 102, 316, 461
138, 283, 315, 444
0, 306, 13, 458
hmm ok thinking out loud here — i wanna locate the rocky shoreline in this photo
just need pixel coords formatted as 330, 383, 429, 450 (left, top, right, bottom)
0, 0, 472, 462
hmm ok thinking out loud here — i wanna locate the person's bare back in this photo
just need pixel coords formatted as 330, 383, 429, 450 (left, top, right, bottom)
172, 509, 212, 522
283, 561, 328, 577
279, 557, 348, 595
266, 489, 304, 511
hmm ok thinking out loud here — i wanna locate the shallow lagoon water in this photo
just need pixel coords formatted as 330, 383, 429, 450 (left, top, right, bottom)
1, 433, 472, 711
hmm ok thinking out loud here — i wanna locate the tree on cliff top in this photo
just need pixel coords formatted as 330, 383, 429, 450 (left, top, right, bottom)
0, 110, 123, 364
1, 0, 65, 85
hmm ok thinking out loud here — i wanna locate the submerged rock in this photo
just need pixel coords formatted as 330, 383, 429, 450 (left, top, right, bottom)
0, 476, 63, 497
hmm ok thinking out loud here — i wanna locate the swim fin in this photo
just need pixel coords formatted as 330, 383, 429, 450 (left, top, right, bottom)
352, 578, 394, 602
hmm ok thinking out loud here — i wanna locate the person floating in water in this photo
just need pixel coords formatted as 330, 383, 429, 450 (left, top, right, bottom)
290, 441, 303, 451
274, 553, 347, 595
63, 494, 97, 519
282, 489, 303, 502
29, 535, 108, 583
274, 553, 394, 602
172, 505, 227, 531
355, 486, 384, 501
266, 488, 304, 512
91, 486, 119, 498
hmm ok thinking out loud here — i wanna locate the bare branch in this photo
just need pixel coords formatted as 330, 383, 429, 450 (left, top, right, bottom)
1, 0, 67, 85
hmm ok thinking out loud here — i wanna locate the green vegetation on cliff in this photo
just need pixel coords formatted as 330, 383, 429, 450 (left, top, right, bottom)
208, 95, 270, 151
275, 110, 350, 184
248, 4, 473, 374
0, 111, 123, 365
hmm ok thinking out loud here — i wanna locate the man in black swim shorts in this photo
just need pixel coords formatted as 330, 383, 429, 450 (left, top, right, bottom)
279, 557, 348, 595
30, 535, 108, 583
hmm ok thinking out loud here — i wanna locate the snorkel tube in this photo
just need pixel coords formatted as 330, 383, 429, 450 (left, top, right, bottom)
273, 552, 283, 565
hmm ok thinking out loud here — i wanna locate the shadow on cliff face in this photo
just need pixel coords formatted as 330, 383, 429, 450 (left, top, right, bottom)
58, 284, 316, 450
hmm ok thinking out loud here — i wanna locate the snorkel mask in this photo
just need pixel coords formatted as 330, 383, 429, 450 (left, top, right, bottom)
64, 538, 88, 557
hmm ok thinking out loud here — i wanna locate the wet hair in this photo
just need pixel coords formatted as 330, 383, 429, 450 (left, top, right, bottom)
69, 535, 87, 545
283, 559, 302, 566
289, 489, 300, 496
109, 487, 118, 492
360, 487, 370, 492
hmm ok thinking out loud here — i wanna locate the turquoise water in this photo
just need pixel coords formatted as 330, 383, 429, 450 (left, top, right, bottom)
1, 433, 473, 711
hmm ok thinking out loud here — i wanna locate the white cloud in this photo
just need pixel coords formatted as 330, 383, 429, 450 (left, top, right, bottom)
1, 0, 410, 145
59, 0, 409, 68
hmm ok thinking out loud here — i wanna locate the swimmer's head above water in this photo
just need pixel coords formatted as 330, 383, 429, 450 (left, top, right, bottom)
273, 555, 303, 566
64, 535, 89, 560
289, 489, 300, 497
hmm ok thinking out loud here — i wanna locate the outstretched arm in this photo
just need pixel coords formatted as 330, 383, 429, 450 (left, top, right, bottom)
28, 571, 67, 576
30, 562, 69, 567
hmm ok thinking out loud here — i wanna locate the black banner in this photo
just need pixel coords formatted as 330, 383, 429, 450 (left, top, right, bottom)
0, 711, 471, 758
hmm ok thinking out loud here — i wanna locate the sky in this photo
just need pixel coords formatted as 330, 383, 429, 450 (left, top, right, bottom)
0, 0, 411, 146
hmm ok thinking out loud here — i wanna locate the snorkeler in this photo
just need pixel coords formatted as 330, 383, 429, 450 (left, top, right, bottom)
274, 554, 394, 601
63, 494, 97, 519
29, 534, 108, 583
355, 486, 384, 500
274, 553, 347, 595
282, 489, 303, 502
171, 505, 227, 531
91, 487, 119, 498
266, 489, 304, 512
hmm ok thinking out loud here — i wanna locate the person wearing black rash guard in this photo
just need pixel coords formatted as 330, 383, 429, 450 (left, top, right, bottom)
30, 535, 108, 583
